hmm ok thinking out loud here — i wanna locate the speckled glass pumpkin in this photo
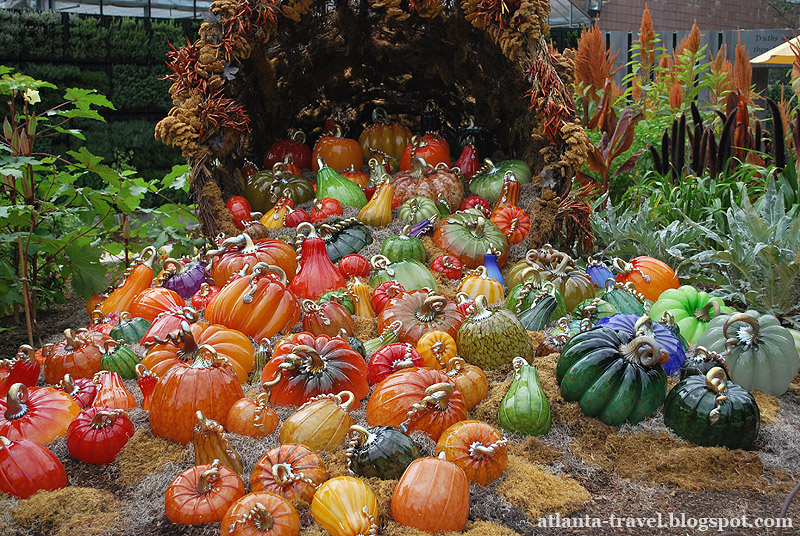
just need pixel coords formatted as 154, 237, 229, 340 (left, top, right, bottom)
376, 290, 463, 345
456, 295, 533, 370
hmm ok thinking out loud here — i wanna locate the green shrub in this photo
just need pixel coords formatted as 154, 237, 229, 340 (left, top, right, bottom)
110, 64, 170, 111
109, 17, 148, 62
20, 10, 63, 60
151, 19, 186, 61
68, 14, 107, 61
0, 10, 23, 59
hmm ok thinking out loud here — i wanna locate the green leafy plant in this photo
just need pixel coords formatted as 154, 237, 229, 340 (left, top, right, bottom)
68, 14, 108, 61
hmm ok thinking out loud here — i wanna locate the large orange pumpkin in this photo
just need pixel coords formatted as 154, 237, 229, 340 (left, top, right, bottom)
399, 135, 451, 170
221, 491, 301, 536
44, 329, 110, 384
250, 444, 328, 503
164, 460, 246, 525
129, 287, 185, 323
149, 345, 244, 444
205, 262, 300, 343
435, 420, 508, 485
312, 125, 364, 172
358, 107, 412, 160
614, 256, 680, 302
207, 233, 297, 287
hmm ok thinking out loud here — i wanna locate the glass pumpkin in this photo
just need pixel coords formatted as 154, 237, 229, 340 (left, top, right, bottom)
498, 357, 552, 436
279, 391, 355, 452
359, 107, 412, 159
226, 393, 279, 439
0, 384, 80, 444
468, 158, 532, 203
108, 312, 151, 344
376, 290, 463, 345
435, 420, 508, 486
192, 410, 244, 474
367, 343, 424, 385
92, 370, 137, 411
457, 265, 504, 303
0, 345, 39, 398
301, 299, 356, 338
398, 196, 440, 225
456, 295, 533, 370
221, 491, 301, 536
44, 328, 109, 384
596, 314, 686, 375
444, 356, 488, 411
345, 424, 420, 480
512, 246, 595, 312
416, 330, 457, 370
66, 408, 134, 465
311, 476, 379, 536
393, 157, 463, 210
368, 255, 438, 292
0, 435, 68, 499
433, 208, 509, 269
380, 225, 427, 264
58, 374, 98, 410
250, 444, 327, 503
649, 285, 732, 345
313, 127, 364, 174
164, 459, 246, 525
98, 246, 156, 315
245, 164, 314, 214
319, 218, 374, 265
157, 258, 208, 300
99, 339, 139, 379
206, 233, 298, 287
613, 256, 680, 302
264, 130, 312, 170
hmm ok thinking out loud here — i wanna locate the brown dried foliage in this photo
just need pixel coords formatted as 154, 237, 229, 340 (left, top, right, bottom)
677, 20, 701, 56
115, 430, 189, 486
13, 488, 118, 536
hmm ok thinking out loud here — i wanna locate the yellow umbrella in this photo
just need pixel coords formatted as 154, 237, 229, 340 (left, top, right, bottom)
751, 35, 800, 65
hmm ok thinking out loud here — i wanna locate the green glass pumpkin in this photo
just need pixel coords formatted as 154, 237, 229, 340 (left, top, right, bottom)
369, 255, 438, 292
363, 320, 402, 355
100, 339, 140, 379
507, 247, 594, 312
108, 312, 151, 344
319, 218, 374, 264
505, 279, 567, 320
345, 425, 420, 479
319, 290, 355, 315
664, 367, 760, 450
648, 285, 732, 345
572, 297, 618, 324
557, 326, 668, 426
245, 165, 315, 213
498, 357, 551, 436
695, 311, 800, 396
468, 159, 532, 203
598, 280, 649, 316
433, 208, 509, 270
381, 226, 426, 264
398, 197, 439, 225
456, 295, 533, 369
517, 282, 561, 332
316, 157, 368, 209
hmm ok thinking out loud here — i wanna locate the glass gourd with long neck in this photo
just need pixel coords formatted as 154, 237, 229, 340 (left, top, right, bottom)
290, 223, 346, 300
316, 157, 368, 209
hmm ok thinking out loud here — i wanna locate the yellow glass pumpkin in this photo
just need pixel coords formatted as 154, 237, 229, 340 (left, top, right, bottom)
311, 476, 378, 536
457, 265, 504, 303
415, 330, 457, 370
279, 391, 354, 451
358, 161, 394, 228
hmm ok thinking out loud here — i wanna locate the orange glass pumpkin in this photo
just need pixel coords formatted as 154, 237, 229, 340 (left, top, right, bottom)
399, 135, 451, 170
226, 393, 278, 439
193, 410, 244, 474
366, 367, 466, 440
391, 452, 470, 533
392, 157, 463, 210
260, 194, 294, 229
142, 320, 254, 384
339, 167, 370, 188
490, 205, 531, 246
44, 328, 110, 384
129, 286, 185, 323
250, 444, 328, 503
207, 233, 298, 287
311, 476, 379, 536
205, 262, 300, 343
457, 265, 505, 303
445, 357, 488, 411
301, 299, 356, 338
140, 304, 197, 347
99, 246, 156, 315
92, 370, 137, 411
221, 491, 301, 536
491, 170, 521, 211
0, 435, 68, 499
0, 384, 80, 444
165, 459, 246, 525
86, 309, 114, 335
416, 330, 457, 370
261, 333, 368, 406
149, 345, 245, 444
376, 290, 463, 345
435, 420, 508, 486
312, 125, 364, 172
359, 107, 412, 159
135, 364, 157, 411
279, 391, 355, 452
614, 256, 680, 302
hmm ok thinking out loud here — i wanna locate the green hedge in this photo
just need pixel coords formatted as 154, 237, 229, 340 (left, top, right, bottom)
68, 14, 107, 61
111, 64, 172, 111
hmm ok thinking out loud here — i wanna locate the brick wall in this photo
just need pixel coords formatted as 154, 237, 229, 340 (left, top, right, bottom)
596, 0, 788, 31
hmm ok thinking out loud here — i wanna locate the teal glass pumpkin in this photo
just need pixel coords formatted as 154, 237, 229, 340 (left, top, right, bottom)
319, 218, 374, 264
468, 159, 532, 203
695, 311, 800, 396
315, 157, 367, 209
100, 340, 140, 379
557, 326, 668, 426
345, 425, 420, 479
380, 226, 427, 264
368, 255, 438, 292
664, 367, 760, 450
398, 197, 439, 225
572, 297, 618, 324
108, 312, 151, 345
505, 279, 567, 320
456, 295, 533, 369
498, 357, 551, 436
597, 280, 648, 316
517, 282, 561, 332
433, 208, 509, 269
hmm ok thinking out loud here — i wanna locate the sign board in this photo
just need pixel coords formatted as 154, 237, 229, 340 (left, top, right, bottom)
725, 29, 798, 61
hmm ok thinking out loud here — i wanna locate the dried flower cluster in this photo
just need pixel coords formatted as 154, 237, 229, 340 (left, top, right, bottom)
574, 23, 620, 105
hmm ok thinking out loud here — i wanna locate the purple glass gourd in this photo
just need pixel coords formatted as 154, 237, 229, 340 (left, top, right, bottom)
159, 259, 209, 300
596, 313, 686, 375
408, 216, 439, 238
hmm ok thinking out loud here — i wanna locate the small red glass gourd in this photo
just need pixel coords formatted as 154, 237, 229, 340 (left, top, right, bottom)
66, 407, 135, 464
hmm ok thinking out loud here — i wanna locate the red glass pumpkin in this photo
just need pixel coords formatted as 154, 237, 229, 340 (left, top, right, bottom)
261, 333, 368, 406
264, 130, 312, 170
0, 345, 40, 398
226, 196, 254, 230
460, 196, 491, 217
376, 290, 463, 345
366, 367, 466, 440
0, 435, 68, 499
614, 256, 680, 302
430, 254, 463, 280
58, 374, 97, 409
149, 345, 245, 444
44, 328, 110, 384
339, 167, 370, 188
250, 444, 328, 503
207, 233, 298, 287
205, 262, 301, 343
284, 208, 311, 228
310, 197, 343, 223
165, 459, 246, 525
367, 343, 424, 385
399, 135, 451, 170
221, 491, 301, 536
86, 309, 115, 335
191, 283, 220, 312
301, 299, 357, 338
0, 384, 80, 444
436, 420, 507, 485
135, 365, 157, 411
140, 304, 197, 346
290, 223, 346, 301
337, 254, 371, 280
66, 407, 135, 464
454, 142, 480, 181
490, 205, 530, 246
371, 281, 406, 314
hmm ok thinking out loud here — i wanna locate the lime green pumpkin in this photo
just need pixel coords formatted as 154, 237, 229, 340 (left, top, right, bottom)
498, 357, 551, 436
456, 295, 533, 369
315, 157, 368, 209
468, 159, 532, 203
505, 279, 567, 320
695, 311, 800, 396
319, 218, 374, 264
557, 326, 668, 426
369, 255, 438, 291
381, 226, 427, 263
433, 208, 509, 270
100, 340, 140, 379
648, 285, 732, 345
109, 312, 151, 344
398, 197, 439, 225
245, 166, 314, 213
664, 367, 760, 450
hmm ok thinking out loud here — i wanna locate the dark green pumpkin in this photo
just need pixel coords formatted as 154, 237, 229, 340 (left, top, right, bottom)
100, 340, 139, 379
319, 218, 374, 264
380, 226, 426, 263
557, 326, 668, 426
345, 425, 420, 479
468, 159, 532, 203
245, 167, 314, 213
572, 298, 618, 324
664, 367, 760, 450
598, 281, 648, 316
108, 312, 151, 344
457, 295, 533, 369
498, 357, 551, 436
517, 283, 560, 332
679, 346, 730, 381
505, 279, 567, 319
369, 255, 438, 291
319, 290, 355, 315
